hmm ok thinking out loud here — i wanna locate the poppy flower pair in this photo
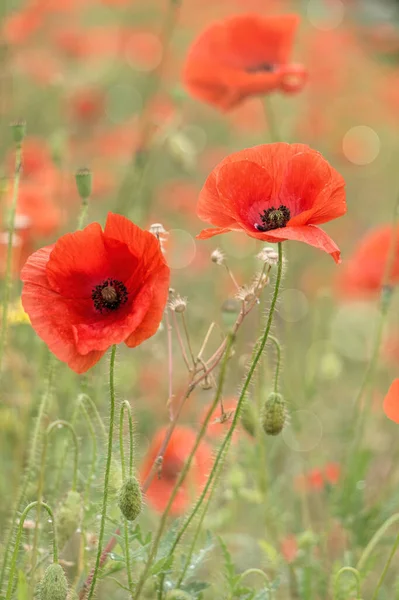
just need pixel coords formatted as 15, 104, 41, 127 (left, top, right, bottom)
183, 14, 307, 111
21, 143, 345, 373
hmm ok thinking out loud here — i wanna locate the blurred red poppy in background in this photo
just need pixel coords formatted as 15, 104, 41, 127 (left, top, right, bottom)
21, 213, 170, 373
183, 13, 307, 111
197, 143, 346, 263
383, 378, 399, 424
141, 425, 213, 514
336, 225, 399, 299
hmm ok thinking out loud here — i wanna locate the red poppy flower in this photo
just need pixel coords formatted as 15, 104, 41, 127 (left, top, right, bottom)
141, 426, 213, 515
336, 225, 399, 299
281, 535, 298, 563
324, 462, 340, 486
383, 379, 399, 424
197, 143, 346, 263
183, 14, 307, 111
21, 213, 170, 373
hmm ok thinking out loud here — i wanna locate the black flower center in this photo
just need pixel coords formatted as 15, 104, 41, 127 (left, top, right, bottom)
246, 62, 276, 73
255, 205, 291, 232
92, 278, 128, 313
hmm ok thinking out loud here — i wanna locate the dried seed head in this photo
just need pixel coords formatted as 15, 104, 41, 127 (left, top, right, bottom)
75, 168, 92, 200
118, 476, 143, 521
40, 564, 68, 600
56, 490, 83, 549
200, 376, 213, 390
261, 392, 286, 436
236, 285, 256, 303
149, 223, 168, 254
211, 248, 225, 265
169, 295, 187, 313
257, 246, 279, 264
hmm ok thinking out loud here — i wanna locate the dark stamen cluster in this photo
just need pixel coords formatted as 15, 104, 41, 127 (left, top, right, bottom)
255, 205, 291, 232
246, 62, 276, 73
92, 279, 128, 313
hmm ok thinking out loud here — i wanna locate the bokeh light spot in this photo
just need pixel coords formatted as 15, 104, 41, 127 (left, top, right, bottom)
282, 410, 323, 452
167, 229, 196, 269
307, 0, 345, 30
279, 289, 309, 322
342, 126, 380, 165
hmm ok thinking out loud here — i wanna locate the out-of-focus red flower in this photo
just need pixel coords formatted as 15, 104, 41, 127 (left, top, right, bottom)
21, 213, 170, 373
3, 4, 43, 45
324, 462, 340, 486
336, 225, 399, 300
141, 426, 213, 514
197, 143, 346, 263
14, 183, 62, 241
383, 379, 399, 424
307, 468, 324, 491
281, 535, 298, 563
200, 399, 239, 440
68, 88, 105, 124
183, 14, 307, 111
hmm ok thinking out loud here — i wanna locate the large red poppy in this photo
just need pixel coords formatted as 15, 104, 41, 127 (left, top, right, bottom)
183, 14, 307, 111
21, 213, 170, 373
197, 143, 346, 263
336, 225, 399, 299
141, 426, 213, 515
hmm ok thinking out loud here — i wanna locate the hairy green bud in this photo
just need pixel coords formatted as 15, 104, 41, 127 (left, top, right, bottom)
40, 564, 68, 600
261, 392, 286, 436
10, 120, 26, 145
57, 490, 83, 548
118, 476, 143, 521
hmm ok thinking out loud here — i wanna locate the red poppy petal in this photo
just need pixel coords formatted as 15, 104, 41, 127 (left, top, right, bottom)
254, 225, 341, 263
216, 160, 274, 226
125, 264, 170, 348
197, 171, 239, 229
383, 379, 399, 423
196, 226, 233, 240
21, 246, 106, 373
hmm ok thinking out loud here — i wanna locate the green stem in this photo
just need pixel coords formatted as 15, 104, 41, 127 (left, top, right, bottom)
119, 400, 135, 597
119, 400, 134, 480
78, 393, 107, 440
31, 420, 79, 575
166, 243, 284, 567
133, 333, 236, 600
269, 336, 282, 393
0, 142, 22, 376
77, 198, 89, 230
79, 404, 97, 505
0, 354, 53, 593
6, 501, 57, 600
357, 513, 399, 572
87, 344, 117, 600
371, 531, 399, 600
333, 567, 361, 600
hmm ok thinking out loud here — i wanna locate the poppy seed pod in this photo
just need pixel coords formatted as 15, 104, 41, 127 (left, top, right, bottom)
75, 168, 92, 200
118, 476, 143, 521
261, 392, 286, 436
10, 120, 26, 145
40, 564, 68, 600
56, 490, 83, 548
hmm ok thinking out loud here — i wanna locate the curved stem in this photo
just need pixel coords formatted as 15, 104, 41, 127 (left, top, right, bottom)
333, 567, 361, 600
269, 336, 282, 393
6, 501, 57, 600
0, 142, 22, 376
79, 404, 97, 506
371, 531, 399, 600
78, 393, 107, 440
119, 400, 134, 480
233, 569, 273, 598
0, 354, 54, 592
133, 333, 236, 600
357, 513, 399, 572
31, 420, 79, 576
166, 243, 284, 569
87, 344, 117, 600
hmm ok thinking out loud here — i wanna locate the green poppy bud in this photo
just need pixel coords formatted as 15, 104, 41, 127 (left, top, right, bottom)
40, 564, 68, 600
261, 392, 286, 436
118, 476, 143, 521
